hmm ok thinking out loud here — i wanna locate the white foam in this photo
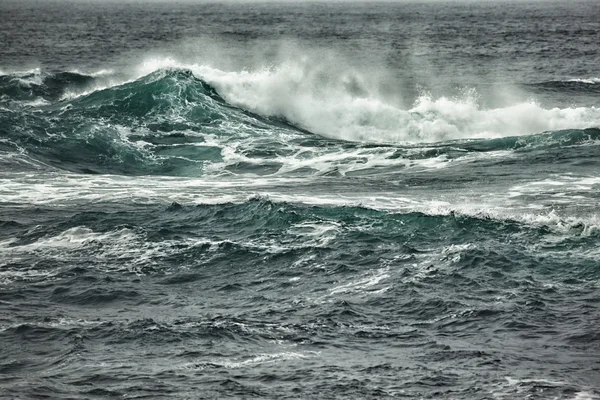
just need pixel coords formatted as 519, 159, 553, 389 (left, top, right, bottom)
14, 72, 44, 87
180, 350, 321, 371
197, 64, 600, 143
68, 68, 115, 78
16, 226, 137, 250
505, 377, 567, 387
2, 67, 42, 76
21, 98, 51, 107
6, 56, 599, 146
509, 176, 600, 209
571, 392, 600, 400
287, 220, 342, 247
492, 377, 594, 399
218, 352, 316, 369
567, 77, 600, 84
59, 76, 136, 101
329, 268, 390, 295
0, 226, 157, 281
206, 143, 460, 178
0, 268, 60, 286
0, 317, 109, 331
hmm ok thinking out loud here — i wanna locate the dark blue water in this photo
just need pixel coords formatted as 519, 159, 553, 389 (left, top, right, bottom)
1, 1, 600, 398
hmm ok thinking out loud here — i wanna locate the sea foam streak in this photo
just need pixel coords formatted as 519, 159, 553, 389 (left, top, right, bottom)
567, 78, 600, 84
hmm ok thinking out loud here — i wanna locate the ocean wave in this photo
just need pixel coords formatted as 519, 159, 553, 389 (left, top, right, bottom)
1, 180, 598, 240
3, 61, 600, 144
0, 69, 302, 175
1, 63, 600, 177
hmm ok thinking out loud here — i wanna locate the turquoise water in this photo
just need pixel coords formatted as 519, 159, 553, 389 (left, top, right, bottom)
1, 1, 600, 398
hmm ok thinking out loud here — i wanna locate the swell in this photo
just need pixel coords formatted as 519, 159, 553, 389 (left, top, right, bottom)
2, 198, 598, 252
2, 198, 599, 290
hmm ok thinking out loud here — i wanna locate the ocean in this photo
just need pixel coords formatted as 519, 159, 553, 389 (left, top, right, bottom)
1, 0, 600, 398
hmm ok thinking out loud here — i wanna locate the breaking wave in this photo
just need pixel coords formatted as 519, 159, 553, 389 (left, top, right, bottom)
1, 61, 600, 176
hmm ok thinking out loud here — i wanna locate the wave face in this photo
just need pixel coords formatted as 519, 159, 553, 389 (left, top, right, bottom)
2, 1, 600, 399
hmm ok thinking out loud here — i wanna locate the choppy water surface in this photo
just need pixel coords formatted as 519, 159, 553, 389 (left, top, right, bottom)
1, 1, 600, 398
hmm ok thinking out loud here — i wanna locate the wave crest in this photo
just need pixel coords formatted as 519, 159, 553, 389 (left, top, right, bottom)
133, 58, 600, 143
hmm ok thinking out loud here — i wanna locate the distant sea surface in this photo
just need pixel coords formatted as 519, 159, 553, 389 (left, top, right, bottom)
1, 0, 600, 398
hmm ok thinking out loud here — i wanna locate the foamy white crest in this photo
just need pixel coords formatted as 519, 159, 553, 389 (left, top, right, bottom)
21, 98, 50, 107
2, 67, 42, 77
287, 220, 342, 247
329, 268, 390, 295
1, 171, 599, 240
7, 226, 138, 250
570, 392, 600, 400
418, 205, 600, 237
567, 77, 600, 84
134, 56, 600, 143
60, 76, 134, 101
226, 352, 308, 368
14, 70, 44, 87
68, 68, 115, 78
0, 225, 230, 280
